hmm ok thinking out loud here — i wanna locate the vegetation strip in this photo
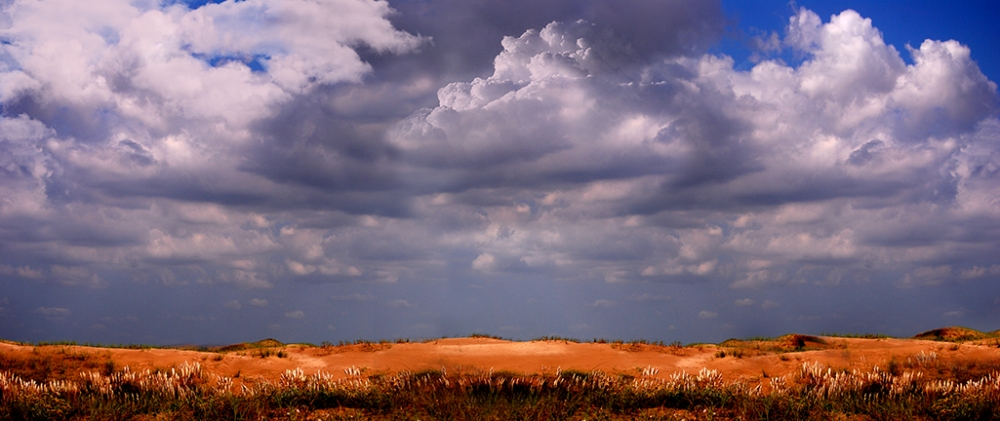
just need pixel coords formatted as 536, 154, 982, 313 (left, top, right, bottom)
2, 360, 1000, 420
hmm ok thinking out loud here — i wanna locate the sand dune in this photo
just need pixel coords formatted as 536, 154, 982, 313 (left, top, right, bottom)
4, 329, 1000, 386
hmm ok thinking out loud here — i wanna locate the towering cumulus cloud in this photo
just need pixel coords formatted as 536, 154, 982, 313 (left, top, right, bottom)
0, 1, 998, 342
392, 9, 999, 289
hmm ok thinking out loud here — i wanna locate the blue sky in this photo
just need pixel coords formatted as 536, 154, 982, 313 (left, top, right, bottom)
1, 0, 998, 345
718, 0, 1000, 81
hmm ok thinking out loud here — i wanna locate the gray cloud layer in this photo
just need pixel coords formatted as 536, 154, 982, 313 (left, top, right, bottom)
1, 0, 998, 343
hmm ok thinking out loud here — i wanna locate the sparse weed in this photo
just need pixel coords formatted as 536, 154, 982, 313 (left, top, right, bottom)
742, 335, 778, 342
532, 335, 580, 343
470, 333, 506, 340
821, 332, 893, 339
35, 341, 163, 350
254, 348, 288, 358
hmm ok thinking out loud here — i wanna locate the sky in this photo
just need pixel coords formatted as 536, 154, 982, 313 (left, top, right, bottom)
1, 0, 999, 346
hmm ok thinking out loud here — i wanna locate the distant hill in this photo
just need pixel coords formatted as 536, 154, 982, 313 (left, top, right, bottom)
720, 334, 832, 352
913, 326, 992, 342
215, 338, 285, 352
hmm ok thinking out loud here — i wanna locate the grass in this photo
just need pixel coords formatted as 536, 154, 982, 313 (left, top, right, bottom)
714, 349, 746, 359
914, 326, 996, 342
532, 335, 581, 343
34, 341, 162, 350
0, 347, 117, 383
5, 332, 1000, 420
3, 358, 1000, 420
820, 332, 894, 339
255, 349, 288, 359
469, 333, 507, 340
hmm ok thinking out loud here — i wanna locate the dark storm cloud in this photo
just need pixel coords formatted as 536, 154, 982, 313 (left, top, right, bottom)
382, 0, 723, 78
240, 94, 402, 194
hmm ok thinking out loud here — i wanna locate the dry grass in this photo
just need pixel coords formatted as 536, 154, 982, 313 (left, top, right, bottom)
914, 327, 996, 342
0, 347, 116, 383
3, 356, 1000, 420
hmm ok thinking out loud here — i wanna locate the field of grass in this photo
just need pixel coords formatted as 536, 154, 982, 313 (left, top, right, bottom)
3, 358, 1000, 420
4, 327, 1000, 420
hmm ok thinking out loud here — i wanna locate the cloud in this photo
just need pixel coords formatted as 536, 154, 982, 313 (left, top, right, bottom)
471, 253, 496, 272
698, 311, 717, 319
50, 266, 108, 288
960, 265, 1000, 279
943, 309, 965, 318
33, 306, 71, 320
591, 299, 616, 308
285, 310, 305, 319
223, 299, 241, 310
384, 299, 411, 308
382, 0, 721, 83
2, 5, 994, 275
4, 5, 997, 294
626, 293, 670, 302
331, 293, 375, 302
899, 265, 954, 287
0, 0, 427, 294
384, 10, 997, 290
0, 2, 999, 343
2, 0, 423, 122
98, 314, 138, 324
0, 264, 43, 279
213, 269, 272, 289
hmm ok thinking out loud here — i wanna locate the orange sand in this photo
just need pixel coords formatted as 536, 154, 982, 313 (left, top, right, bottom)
4, 335, 1000, 384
